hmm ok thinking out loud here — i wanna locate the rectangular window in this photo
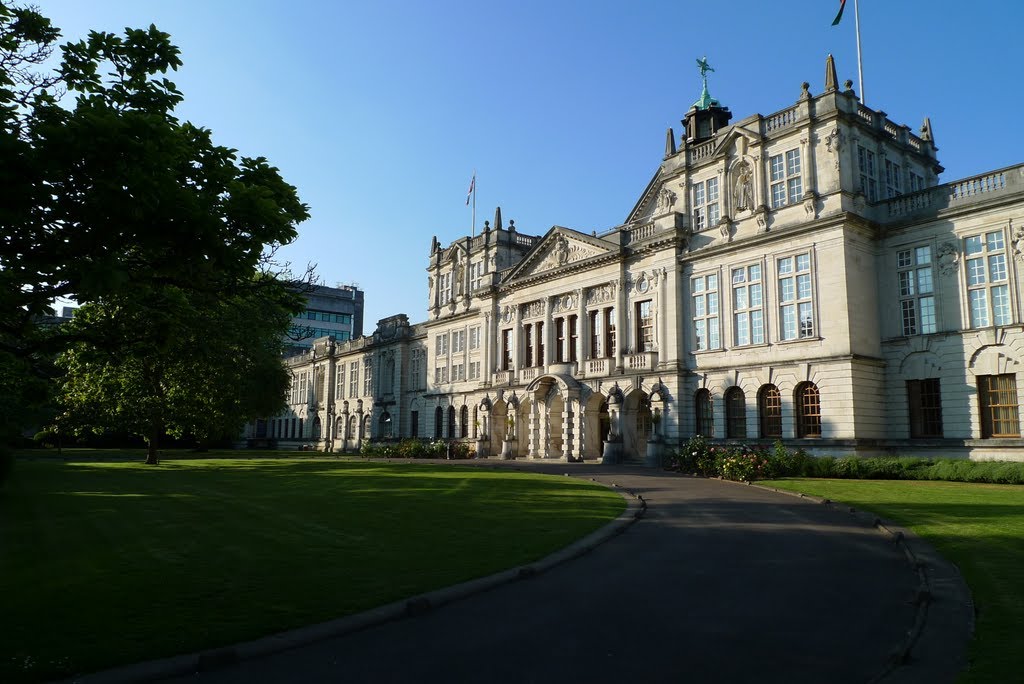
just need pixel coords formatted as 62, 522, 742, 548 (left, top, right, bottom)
778, 253, 814, 340
636, 300, 654, 352
589, 310, 600, 358
469, 361, 480, 380
965, 230, 1011, 328
335, 365, 343, 399
470, 261, 484, 291
349, 361, 358, 397
692, 176, 720, 231
536, 321, 545, 365
299, 372, 307, 404
469, 326, 480, 350
692, 274, 720, 351
411, 410, 419, 438
907, 378, 943, 438
769, 149, 802, 209
440, 365, 449, 384
439, 272, 452, 303
435, 333, 448, 356
452, 363, 464, 382
363, 357, 372, 396
410, 352, 421, 390
523, 323, 534, 367
885, 159, 902, 199
452, 329, 465, 353
568, 315, 578, 362
732, 264, 764, 346
555, 318, 566, 362
604, 308, 615, 358
909, 171, 925, 193
979, 374, 1020, 438
502, 329, 513, 370
858, 146, 878, 202
897, 245, 936, 335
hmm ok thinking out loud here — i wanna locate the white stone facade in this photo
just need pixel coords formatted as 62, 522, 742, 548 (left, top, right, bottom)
254, 60, 1024, 462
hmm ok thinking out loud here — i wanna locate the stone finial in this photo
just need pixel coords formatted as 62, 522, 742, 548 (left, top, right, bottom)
824, 53, 838, 92
799, 82, 811, 100
508, 219, 516, 232
494, 206, 503, 231
844, 79, 854, 93
483, 220, 490, 231
920, 117, 933, 142
665, 127, 677, 157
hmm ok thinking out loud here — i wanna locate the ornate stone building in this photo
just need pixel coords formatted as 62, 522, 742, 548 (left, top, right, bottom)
256, 56, 1024, 462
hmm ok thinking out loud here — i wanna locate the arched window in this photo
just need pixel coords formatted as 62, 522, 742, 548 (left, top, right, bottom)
460, 405, 469, 438
796, 382, 822, 438
378, 412, 393, 439
348, 415, 357, 440
758, 384, 782, 438
725, 387, 746, 438
311, 416, 321, 439
434, 407, 443, 439
695, 388, 713, 437
447, 405, 457, 439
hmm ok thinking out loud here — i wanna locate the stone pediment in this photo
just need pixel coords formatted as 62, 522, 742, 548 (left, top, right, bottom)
506, 228, 614, 281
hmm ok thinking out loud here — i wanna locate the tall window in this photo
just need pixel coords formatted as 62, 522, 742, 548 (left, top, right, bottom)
589, 310, 601, 358
348, 361, 358, 397
410, 410, 419, 438
460, 405, 469, 438
363, 357, 372, 396
334, 365, 342, 399
898, 246, 936, 335
568, 315, 578, 362
410, 350, 423, 390
885, 159, 902, 198
451, 363, 464, 382
469, 361, 480, 380
692, 274, 720, 351
502, 329, 513, 370
452, 330, 465, 353
965, 231, 1011, 328
636, 300, 654, 352
907, 379, 943, 438
732, 264, 764, 346
978, 374, 1020, 438
435, 333, 448, 356
725, 387, 746, 438
604, 308, 615, 358
770, 149, 802, 208
447, 406, 456, 438
795, 382, 822, 438
469, 326, 481, 350
858, 146, 878, 202
695, 389, 714, 437
299, 372, 307, 404
523, 323, 534, 367
434, 407, 443, 438
439, 272, 452, 303
909, 171, 925, 193
778, 253, 814, 340
758, 384, 782, 438
693, 176, 720, 231
536, 321, 545, 364
555, 318, 566, 362
470, 261, 484, 291
379, 412, 393, 439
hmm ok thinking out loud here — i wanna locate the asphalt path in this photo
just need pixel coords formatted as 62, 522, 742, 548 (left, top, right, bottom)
112, 461, 970, 684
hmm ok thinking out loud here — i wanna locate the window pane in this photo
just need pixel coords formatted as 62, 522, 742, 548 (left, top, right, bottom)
920, 297, 936, 334
797, 274, 812, 300
782, 304, 796, 340
749, 264, 761, 281
751, 310, 764, 344
778, 257, 793, 274
709, 318, 720, 348
734, 286, 748, 310
732, 268, 746, 283
986, 231, 1005, 252
898, 250, 912, 268
899, 271, 915, 296
964, 235, 983, 255
915, 246, 932, 264
750, 283, 762, 307
969, 290, 989, 327
989, 254, 1007, 282
992, 285, 1011, 326
780, 278, 795, 302
917, 267, 933, 294
966, 258, 986, 286
735, 313, 749, 346
770, 154, 784, 181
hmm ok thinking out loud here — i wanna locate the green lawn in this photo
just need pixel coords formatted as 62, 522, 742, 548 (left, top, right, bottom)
761, 478, 1024, 684
0, 456, 625, 683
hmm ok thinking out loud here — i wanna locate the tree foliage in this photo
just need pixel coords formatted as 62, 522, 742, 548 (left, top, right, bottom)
1, 2, 312, 460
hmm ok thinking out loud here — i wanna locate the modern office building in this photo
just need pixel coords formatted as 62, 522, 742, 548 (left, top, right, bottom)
285, 284, 364, 354
255, 56, 1024, 462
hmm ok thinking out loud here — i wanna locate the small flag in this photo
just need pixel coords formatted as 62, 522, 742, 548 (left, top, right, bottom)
831, 0, 846, 25
466, 174, 475, 205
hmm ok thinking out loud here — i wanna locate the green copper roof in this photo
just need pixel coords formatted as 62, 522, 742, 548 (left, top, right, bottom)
692, 56, 720, 110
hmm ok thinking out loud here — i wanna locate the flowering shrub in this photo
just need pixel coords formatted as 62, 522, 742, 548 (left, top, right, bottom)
719, 451, 771, 482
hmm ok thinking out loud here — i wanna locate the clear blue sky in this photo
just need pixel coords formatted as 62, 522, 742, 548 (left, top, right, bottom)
43, 0, 1024, 327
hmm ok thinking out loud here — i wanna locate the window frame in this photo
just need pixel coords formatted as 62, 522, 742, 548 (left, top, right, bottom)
978, 374, 1020, 438
692, 273, 720, 351
795, 382, 822, 438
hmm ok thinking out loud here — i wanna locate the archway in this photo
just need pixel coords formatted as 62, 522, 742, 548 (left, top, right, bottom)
622, 389, 651, 462
548, 390, 565, 459
516, 397, 532, 458
583, 392, 610, 461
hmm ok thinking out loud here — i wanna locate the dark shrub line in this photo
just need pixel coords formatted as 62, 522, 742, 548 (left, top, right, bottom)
668, 436, 1024, 485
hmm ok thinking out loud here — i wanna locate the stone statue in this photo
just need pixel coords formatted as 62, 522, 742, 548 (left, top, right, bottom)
733, 162, 753, 211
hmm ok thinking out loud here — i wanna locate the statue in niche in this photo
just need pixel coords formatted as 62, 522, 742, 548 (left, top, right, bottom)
554, 235, 570, 266
455, 260, 465, 296
733, 161, 754, 211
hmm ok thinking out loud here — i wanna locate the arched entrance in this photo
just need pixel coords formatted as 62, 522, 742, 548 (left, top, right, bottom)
622, 389, 651, 462
583, 392, 610, 460
523, 373, 583, 461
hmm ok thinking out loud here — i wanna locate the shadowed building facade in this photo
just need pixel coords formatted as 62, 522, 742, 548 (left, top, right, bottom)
256, 56, 1024, 462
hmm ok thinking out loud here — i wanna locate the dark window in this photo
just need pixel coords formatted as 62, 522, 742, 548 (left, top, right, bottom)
524, 323, 534, 367
556, 318, 566, 362
568, 315, 578, 362
447, 406, 457, 438
795, 382, 822, 438
589, 310, 600, 358
502, 329, 513, 371
434, 407, 443, 439
636, 300, 654, 352
536, 321, 545, 365
725, 387, 746, 438
378, 412, 392, 439
604, 308, 616, 359
979, 374, 1020, 438
695, 388, 713, 437
460, 405, 469, 438
907, 379, 943, 438
758, 384, 782, 438
411, 410, 419, 438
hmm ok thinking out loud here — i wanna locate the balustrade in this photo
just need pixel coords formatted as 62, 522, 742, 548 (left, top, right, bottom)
626, 352, 658, 371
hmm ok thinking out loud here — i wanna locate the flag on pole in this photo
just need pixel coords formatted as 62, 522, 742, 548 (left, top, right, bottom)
465, 174, 475, 205
831, 0, 846, 25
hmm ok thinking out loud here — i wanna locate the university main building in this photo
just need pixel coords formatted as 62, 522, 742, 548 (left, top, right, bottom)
253, 57, 1024, 462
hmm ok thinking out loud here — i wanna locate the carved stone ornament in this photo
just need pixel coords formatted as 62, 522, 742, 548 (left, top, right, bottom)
936, 242, 960, 276
719, 217, 734, 243
825, 127, 843, 170
502, 305, 514, 323
522, 300, 544, 319
1013, 227, 1024, 263
635, 273, 650, 295
535, 235, 602, 273
586, 283, 615, 305
656, 187, 677, 212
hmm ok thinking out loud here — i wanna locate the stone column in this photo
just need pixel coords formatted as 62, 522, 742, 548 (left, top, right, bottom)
576, 289, 586, 365
483, 310, 493, 379
561, 395, 572, 461
615, 278, 626, 371
543, 297, 554, 367
572, 397, 585, 461
528, 397, 539, 458
656, 268, 667, 357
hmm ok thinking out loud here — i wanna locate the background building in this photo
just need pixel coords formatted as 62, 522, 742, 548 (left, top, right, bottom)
285, 284, 364, 354
257, 56, 1024, 462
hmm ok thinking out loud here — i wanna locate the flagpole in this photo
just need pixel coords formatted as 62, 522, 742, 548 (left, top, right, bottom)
854, 0, 864, 105
471, 170, 476, 238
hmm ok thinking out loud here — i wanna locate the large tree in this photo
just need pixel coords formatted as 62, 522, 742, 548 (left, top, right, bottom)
1, 2, 312, 460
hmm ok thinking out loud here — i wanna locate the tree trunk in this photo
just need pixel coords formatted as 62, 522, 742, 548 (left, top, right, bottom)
145, 427, 160, 465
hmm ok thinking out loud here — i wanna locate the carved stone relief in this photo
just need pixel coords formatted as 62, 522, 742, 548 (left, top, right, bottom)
1013, 226, 1024, 263
936, 242, 960, 276
657, 187, 677, 212
586, 283, 615, 305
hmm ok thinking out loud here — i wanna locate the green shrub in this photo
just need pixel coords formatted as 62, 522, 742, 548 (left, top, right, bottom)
33, 429, 58, 448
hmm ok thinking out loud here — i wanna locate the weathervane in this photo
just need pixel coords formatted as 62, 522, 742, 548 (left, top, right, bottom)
692, 56, 720, 110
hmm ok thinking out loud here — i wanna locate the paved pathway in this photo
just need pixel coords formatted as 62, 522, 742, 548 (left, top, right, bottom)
91, 462, 972, 683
